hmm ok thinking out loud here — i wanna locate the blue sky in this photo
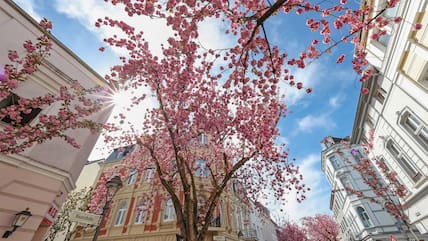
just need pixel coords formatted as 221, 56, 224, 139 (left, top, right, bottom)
13, 0, 363, 223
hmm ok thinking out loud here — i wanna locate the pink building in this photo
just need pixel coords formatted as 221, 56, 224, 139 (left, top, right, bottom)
0, 1, 112, 240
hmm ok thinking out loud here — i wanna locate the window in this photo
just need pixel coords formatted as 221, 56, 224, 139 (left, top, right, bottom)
114, 201, 128, 226
421, 69, 428, 89
366, 116, 375, 128
401, 51, 427, 84
198, 134, 208, 145
329, 155, 341, 169
340, 177, 352, 193
378, 32, 391, 46
356, 206, 371, 227
127, 169, 137, 185
112, 146, 134, 160
386, 140, 422, 182
135, 199, 146, 224
400, 110, 428, 150
145, 168, 154, 182
374, 87, 386, 104
195, 159, 208, 177
383, 2, 398, 18
0, 93, 41, 126
351, 149, 364, 162
163, 198, 175, 221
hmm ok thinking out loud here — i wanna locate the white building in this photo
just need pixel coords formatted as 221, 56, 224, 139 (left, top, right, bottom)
0, 1, 112, 240
321, 136, 412, 241
247, 202, 278, 241
351, 0, 428, 236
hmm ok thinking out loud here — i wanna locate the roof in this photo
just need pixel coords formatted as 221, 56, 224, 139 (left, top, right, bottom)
105, 145, 135, 163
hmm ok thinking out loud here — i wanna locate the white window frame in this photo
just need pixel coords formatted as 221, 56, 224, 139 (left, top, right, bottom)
399, 109, 428, 151
114, 201, 128, 226
127, 169, 137, 185
374, 86, 386, 104
134, 199, 146, 224
163, 198, 175, 222
356, 206, 371, 228
382, 0, 399, 19
329, 155, 341, 169
198, 134, 208, 145
145, 168, 155, 182
386, 139, 422, 183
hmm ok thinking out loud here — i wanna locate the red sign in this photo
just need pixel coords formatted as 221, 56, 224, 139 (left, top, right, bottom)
42, 204, 59, 225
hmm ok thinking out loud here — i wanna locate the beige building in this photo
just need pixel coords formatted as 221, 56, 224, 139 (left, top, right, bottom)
352, 0, 428, 237
0, 1, 112, 240
71, 145, 278, 241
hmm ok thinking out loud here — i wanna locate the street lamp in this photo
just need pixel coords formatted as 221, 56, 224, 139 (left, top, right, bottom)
2, 208, 32, 238
92, 176, 123, 241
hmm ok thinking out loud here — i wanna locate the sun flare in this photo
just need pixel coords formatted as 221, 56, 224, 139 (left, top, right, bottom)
112, 90, 132, 108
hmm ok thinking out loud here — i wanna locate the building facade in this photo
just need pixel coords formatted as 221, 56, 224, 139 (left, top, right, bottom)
321, 137, 413, 240
351, 0, 428, 236
0, 1, 112, 240
71, 145, 278, 241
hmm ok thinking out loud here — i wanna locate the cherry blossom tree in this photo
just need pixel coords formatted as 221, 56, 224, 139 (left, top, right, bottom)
0, 18, 112, 154
1, 1, 405, 241
278, 221, 308, 241
303, 214, 339, 241
338, 133, 419, 240
44, 187, 93, 241
86, 1, 402, 240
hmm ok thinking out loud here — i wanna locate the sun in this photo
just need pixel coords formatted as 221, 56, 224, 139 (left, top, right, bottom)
112, 90, 132, 108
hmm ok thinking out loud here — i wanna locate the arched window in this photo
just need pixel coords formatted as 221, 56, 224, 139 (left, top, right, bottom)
127, 169, 137, 185
135, 199, 146, 224
357, 206, 371, 228
163, 198, 175, 221
114, 201, 128, 226
145, 168, 155, 182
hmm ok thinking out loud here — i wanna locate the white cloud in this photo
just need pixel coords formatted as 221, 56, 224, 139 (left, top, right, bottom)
52, 0, 235, 58
293, 114, 336, 135
328, 93, 345, 109
13, 0, 41, 21
279, 63, 324, 106
271, 154, 332, 223
52, 0, 172, 57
